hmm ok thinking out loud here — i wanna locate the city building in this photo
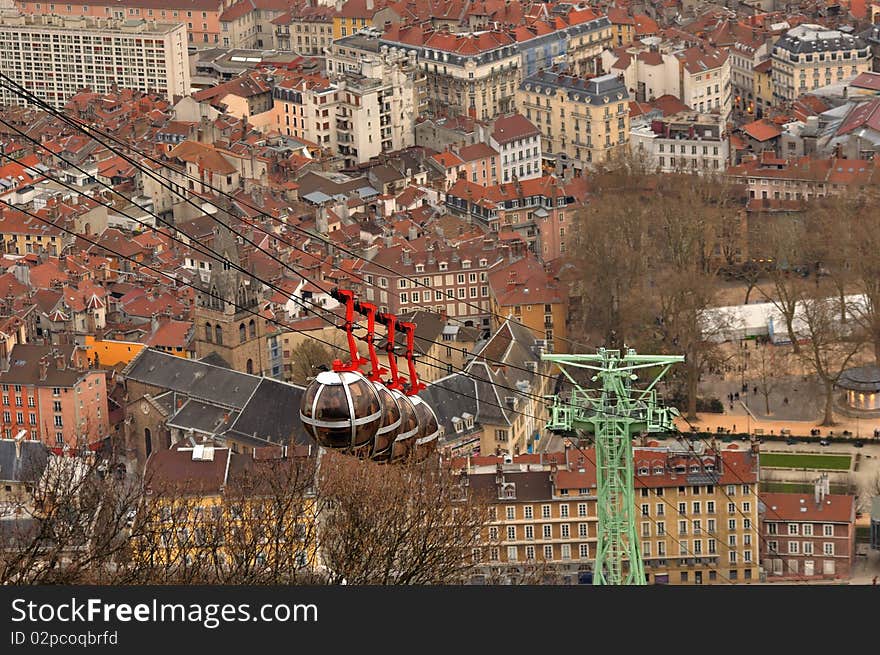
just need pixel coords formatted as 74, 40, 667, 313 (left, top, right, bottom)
630, 111, 729, 174
753, 60, 774, 118
218, 0, 291, 50
444, 175, 586, 259
489, 113, 543, 183
771, 25, 872, 104
15, 0, 223, 47
760, 486, 856, 580
421, 318, 551, 457
517, 70, 630, 173
122, 348, 311, 464
0, 344, 110, 451
487, 253, 568, 354
727, 154, 880, 200
603, 43, 731, 121
454, 441, 761, 585
272, 1, 334, 55
0, 11, 190, 109
0, 435, 48, 515
430, 143, 501, 190
326, 33, 425, 165
379, 10, 612, 121
358, 237, 504, 327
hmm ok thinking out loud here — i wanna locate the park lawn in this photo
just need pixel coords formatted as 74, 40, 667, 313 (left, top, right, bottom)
760, 481, 850, 494
759, 453, 852, 471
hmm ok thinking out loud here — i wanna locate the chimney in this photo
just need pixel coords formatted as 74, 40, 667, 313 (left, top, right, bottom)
54, 350, 66, 371
39, 356, 49, 381
14, 429, 24, 459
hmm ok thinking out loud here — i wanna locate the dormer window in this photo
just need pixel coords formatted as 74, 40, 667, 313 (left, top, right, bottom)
479, 258, 487, 267
462, 412, 474, 429
501, 482, 516, 499
653, 466, 664, 475
638, 467, 649, 475
690, 465, 700, 473
439, 262, 448, 271
452, 417, 464, 433
462, 260, 471, 269
415, 263, 424, 273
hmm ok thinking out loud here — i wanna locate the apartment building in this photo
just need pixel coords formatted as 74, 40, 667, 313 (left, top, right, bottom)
487, 253, 568, 354
489, 113, 543, 183
0, 12, 189, 109
272, 2, 334, 55
271, 69, 339, 151
380, 11, 612, 121
218, 0, 290, 50
603, 44, 732, 121
630, 111, 729, 174
326, 34, 425, 165
431, 143, 501, 190
635, 442, 761, 584
730, 40, 770, 116
0, 344, 109, 451
771, 25, 872, 103
444, 175, 585, 259
422, 318, 551, 458
454, 441, 761, 585
463, 454, 598, 583
15, 0, 223, 47
517, 70, 629, 173
727, 155, 880, 200
760, 487, 855, 580
753, 60, 773, 118
358, 237, 504, 327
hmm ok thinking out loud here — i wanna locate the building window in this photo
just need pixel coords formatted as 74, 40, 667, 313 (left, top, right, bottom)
542, 524, 551, 539
542, 505, 551, 519
524, 506, 533, 519
577, 503, 587, 517
823, 542, 834, 556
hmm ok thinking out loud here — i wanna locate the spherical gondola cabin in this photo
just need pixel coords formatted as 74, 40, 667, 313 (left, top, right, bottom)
370, 381, 402, 462
410, 394, 441, 462
300, 370, 383, 454
388, 389, 420, 463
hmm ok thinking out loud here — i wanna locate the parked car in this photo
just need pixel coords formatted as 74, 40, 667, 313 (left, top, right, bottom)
854, 440, 864, 448
786, 437, 798, 445
819, 439, 830, 446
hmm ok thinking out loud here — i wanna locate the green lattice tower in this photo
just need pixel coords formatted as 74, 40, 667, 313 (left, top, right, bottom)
542, 348, 683, 585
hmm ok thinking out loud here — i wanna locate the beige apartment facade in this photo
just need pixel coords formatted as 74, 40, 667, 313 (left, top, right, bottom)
771, 24, 872, 103
0, 11, 190, 108
517, 71, 630, 173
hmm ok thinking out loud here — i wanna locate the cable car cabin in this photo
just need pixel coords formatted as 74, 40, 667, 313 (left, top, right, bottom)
300, 370, 383, 453
410, 395, 441, 461
370, 381, 402, 461
389, 390, 420, 463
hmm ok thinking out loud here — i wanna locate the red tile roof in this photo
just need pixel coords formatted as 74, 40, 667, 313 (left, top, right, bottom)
850, 71, 880, 92
741, 119, 782, 142
761, 492, 854, 523
491, 113, 540, 144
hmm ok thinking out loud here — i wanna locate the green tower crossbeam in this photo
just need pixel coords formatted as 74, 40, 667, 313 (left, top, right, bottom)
542, 348, 683, 586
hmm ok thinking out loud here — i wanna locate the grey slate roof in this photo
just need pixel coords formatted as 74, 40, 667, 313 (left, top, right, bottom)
0, 439, 49, 484
520, 70, 629, 105
774, 25, 867, 54
227, 377, 311, 446
167, 399, 239, 436
124, 349, 259, 409
124, 349, 311, 448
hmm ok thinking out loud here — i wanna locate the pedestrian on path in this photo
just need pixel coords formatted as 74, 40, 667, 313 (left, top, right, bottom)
783, 397, 789, 405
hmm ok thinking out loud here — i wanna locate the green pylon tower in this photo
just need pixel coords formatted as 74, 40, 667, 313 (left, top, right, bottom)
542, 348, 683, 585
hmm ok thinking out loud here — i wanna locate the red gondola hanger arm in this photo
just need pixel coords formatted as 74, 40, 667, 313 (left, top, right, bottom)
399, 321, 425, 396
355, 300, 387, 382
377, 311, 407, 391
330, 288, 367, 373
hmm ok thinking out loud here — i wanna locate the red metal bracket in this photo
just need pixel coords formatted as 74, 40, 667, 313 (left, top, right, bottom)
377, 311, 407, 391
356, 300, 387, 382
331, 288, 368, 372
399, 321, 425, 395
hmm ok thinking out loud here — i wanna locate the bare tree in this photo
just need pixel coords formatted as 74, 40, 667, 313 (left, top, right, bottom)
796, 294, 864, 426
754, 345, 790, 416
757, 217, 811, 353
316, 451, 491, 585
287, 339, 337, 385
